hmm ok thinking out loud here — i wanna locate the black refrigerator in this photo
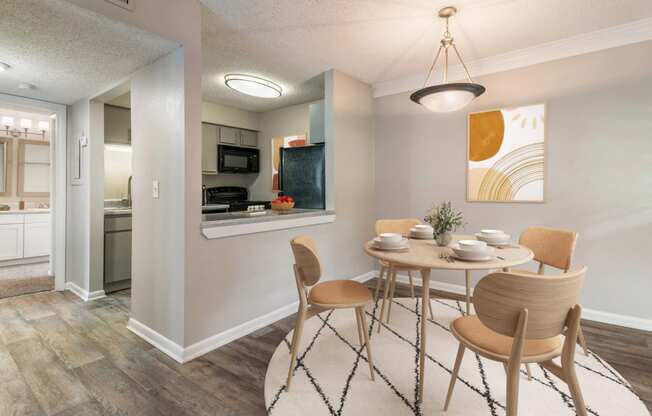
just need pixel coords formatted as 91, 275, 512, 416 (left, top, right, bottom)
279, 144, 325, 209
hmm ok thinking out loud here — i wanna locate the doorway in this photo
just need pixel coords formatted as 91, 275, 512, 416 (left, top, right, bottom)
0, 94, 67, 298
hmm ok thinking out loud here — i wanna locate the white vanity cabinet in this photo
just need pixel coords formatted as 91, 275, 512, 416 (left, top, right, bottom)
0, 215, 24, 261
23, 214, 51, 258
0, 212, 51, 262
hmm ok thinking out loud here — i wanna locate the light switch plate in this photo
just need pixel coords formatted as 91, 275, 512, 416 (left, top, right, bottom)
152, 180, 159, 199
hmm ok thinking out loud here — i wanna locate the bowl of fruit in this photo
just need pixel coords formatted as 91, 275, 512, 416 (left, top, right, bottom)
271, 195, 295, 211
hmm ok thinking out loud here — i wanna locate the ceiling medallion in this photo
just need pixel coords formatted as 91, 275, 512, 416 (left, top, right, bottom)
410, 6, 485, 113
224, 74, 282, 98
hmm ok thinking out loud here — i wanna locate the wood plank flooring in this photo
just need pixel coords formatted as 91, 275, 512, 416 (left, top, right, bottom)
0, 279, 649, 415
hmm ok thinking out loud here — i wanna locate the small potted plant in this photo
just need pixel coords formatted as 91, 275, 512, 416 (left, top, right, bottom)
424, 201, 464, 246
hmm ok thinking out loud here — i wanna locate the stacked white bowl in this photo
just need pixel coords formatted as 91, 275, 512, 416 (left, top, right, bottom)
475, 229, 511, 247
451, 239, 494, 261
373, 233, 408, 249
409, 224, 434, 240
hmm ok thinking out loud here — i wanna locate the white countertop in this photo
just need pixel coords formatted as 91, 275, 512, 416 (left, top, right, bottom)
0, 209, 50, 215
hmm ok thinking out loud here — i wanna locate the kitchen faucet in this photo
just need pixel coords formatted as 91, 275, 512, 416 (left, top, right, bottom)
127, 175, 133, 207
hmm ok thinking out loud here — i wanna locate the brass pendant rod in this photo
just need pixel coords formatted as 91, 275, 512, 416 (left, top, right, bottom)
444, 46, 449, 83
452, 44, 474, 83
422, 45, 443, 88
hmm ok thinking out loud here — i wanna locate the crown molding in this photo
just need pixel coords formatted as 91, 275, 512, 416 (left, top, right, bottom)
373, 16, 652, 98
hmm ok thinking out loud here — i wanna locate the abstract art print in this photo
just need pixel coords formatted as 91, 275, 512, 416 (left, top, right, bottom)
467, 103, 545, 202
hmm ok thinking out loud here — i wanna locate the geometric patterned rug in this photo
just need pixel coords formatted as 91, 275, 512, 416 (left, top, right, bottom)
265, 298, 650, 416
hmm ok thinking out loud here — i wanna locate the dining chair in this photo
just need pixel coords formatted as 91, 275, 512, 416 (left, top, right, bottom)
515, 227, 588, 356
444, 267, 588, 416
286, 236, 375, 391
374, 219, 434, 331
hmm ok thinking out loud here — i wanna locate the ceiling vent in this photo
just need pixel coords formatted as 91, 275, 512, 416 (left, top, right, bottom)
104, 0, 133, 11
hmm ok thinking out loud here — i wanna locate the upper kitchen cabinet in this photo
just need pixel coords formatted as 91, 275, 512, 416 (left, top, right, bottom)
219, 126, 239, 145
239, 129, 258, 147
105, 105, 131, 145
202, 123, 218, 175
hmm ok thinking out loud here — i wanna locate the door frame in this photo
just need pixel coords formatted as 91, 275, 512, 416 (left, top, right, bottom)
0, 93, 67, 291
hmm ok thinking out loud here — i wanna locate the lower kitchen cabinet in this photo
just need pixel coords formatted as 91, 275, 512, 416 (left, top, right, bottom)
104, 215, 132, 293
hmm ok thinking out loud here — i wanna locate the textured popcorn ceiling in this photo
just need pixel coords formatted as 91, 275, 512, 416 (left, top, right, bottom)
200, 0, 652, 111
0, 0, 178, 105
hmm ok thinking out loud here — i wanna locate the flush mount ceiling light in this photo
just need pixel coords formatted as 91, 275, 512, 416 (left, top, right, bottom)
224, 74, 282, 98
410, 6, 485, 113
18, 82, 36, 90
0, 62, 10, 72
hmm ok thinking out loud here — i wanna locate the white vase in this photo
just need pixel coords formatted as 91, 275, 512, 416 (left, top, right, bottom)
436, 231, 452, 247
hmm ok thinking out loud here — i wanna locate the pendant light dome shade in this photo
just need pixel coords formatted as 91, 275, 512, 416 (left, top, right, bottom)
410, 83, 485, 113
411, 7, 485, 113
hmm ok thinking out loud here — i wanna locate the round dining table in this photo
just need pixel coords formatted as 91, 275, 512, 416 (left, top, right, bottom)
363, 234, 534, 401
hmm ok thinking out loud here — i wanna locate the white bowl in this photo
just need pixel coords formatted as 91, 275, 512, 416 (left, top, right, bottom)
480, 229, 505, 237
458, 239, 487, 251
452, 244, 494, 259
476, 232, 511, 245
413, 224, 432, 231
379, 233, 402, 244
374, 236, 407, 249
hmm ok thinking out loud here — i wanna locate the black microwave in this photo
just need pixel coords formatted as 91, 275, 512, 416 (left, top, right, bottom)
218, 145, 259, 173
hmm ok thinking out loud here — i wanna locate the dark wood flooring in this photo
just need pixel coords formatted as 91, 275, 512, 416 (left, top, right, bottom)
0, 279, 649, 415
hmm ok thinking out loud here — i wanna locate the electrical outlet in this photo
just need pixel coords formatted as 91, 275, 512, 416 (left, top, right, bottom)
152, 180, 159, 199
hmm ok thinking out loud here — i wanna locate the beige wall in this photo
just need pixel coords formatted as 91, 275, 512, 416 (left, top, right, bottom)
202, 101, 259, 131
249, 102, 312, 201
185, 70, 375, 345
373, 45, 652, 321
103, 145, 132, 200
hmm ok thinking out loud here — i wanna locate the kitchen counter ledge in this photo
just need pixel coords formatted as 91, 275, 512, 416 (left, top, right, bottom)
201, 209, 335, 239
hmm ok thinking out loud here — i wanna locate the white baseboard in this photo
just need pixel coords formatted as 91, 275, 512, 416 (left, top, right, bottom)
392, 272, 652, 332
582, 308, 652, 332
181, 270, 376, 362
127, 318, 185, 363
65, 281, 106, 302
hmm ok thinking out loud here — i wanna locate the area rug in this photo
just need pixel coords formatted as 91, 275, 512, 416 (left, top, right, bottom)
264, 298, 649, 416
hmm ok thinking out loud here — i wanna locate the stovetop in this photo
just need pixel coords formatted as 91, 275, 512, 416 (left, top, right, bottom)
203, 186, 270, 212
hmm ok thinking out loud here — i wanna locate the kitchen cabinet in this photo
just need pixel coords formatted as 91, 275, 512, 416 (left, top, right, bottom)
104, 105, 131, 145
0, 223, 24, 261
23, 214, 50, 258
219, 126, 239, 145
239, 130, 258, 147
104, 215, 132, 293
202, 123, 218, 174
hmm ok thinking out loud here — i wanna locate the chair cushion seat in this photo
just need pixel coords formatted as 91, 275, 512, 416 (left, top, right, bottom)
309, 280, 372, 308
510, 268, 541, 276
452, 315, 563, 358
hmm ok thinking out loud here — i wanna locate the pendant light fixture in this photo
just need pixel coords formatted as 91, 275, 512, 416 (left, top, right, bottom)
410, 7, 485, 113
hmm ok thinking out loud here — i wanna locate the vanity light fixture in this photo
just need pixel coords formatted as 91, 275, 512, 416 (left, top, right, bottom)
410, 6, 485, 113
224, 74, 282, 98
0, 62, 10, 72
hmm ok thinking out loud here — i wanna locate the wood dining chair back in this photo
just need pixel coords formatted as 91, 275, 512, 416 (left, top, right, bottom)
290, 235, 322, 286
519, 226, 578, 273
373, 218, 434, 328
375, 218, 420, 236
286, 236, 375, 391
517, 226, 588, 355
444, 267, 588, 416
473, 267, 585, 340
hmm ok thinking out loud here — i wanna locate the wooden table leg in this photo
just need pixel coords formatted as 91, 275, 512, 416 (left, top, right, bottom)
418, 268, 431, 402
465, 270, 472, 316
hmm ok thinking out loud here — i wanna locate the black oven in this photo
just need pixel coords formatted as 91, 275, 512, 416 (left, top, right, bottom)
218, 145, 259, 173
